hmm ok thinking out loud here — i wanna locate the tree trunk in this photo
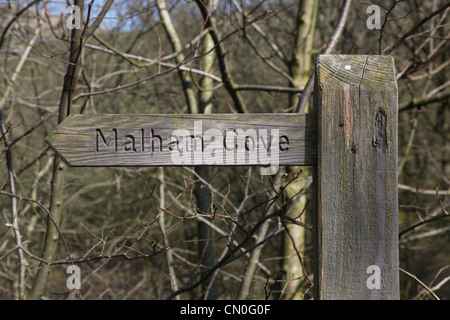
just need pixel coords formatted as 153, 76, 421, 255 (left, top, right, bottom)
238, 171, 284, 299
282, 0, 318, 300
26, 0, 85, 300
157, 0, 219, 299
194, 8, 218, 298
156, 0, 198, 114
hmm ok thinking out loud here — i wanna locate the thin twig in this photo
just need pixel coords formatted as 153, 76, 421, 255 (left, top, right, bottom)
399, 198, 450, 237
0, 109, 58, 156
0, 190, 73, 264
398, 183, 450, 196
400, 268, 440, 300
0, 0, 40, 50
382, 3, 450, 54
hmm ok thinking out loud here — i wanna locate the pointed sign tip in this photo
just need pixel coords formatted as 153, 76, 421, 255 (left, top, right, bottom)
44, 134, 72, 167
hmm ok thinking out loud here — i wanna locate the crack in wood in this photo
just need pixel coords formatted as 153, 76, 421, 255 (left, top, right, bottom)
373, 108, 388, 153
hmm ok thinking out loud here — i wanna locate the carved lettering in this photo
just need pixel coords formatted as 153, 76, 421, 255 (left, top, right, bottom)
123, 134, 137, 152
150, 129, 163, 152
96, 129, 117, 151
94, 126, 291, 167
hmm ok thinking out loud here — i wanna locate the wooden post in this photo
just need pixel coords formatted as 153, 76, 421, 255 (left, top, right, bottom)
314, 55, 399, 299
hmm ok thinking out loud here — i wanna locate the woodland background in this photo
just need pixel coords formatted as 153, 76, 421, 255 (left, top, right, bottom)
0, 0, 449, 300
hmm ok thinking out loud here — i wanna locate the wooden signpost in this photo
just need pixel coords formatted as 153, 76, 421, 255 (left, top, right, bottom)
46, 54, 399, 300
46, 113, 317, 168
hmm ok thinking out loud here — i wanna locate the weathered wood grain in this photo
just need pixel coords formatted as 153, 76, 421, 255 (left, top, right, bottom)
313, 54, 399, 300
46, 113, 317, 167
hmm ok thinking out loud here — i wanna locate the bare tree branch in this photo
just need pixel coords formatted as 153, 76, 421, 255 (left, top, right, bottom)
382, 3, 450, 54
